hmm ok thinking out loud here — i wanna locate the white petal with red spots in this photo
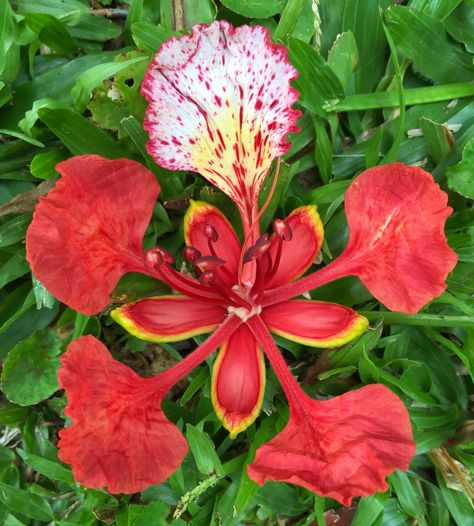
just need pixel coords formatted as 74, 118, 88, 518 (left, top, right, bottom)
142, 21, 300, 214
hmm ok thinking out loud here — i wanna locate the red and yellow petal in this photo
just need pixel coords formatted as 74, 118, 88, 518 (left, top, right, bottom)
58, 336, 187, 493
261, 300, 368, 348
211, 324, 266, 438
142, 21, 300, 212
111, 295, 227, 343
336, 163, 457, 313
26, 155, 159, 315
184, 200, 241, 278
265, 205, 324, 289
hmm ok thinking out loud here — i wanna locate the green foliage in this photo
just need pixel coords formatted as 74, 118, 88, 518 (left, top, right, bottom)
0, 0, 473, 524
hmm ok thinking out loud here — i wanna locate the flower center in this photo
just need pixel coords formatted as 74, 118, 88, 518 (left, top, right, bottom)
144, 219, 293, 310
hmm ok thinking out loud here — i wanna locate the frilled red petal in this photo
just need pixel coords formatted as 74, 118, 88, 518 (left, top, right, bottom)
184, 200, 241, 279
265, 205, 324, 289
142, 21, 300, 214
211, 324, 265, 438
262, 300, 368, 348
111, 295, 226, 342
336, 163, 457, 313
247, 384, 415, 506
26, 155, 160, 315
58, 335, 187, 494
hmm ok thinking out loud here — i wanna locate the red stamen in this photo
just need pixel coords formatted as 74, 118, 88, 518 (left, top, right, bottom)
243, 234, 270, 263
145, 249, 223, 303
204, 223, 218, 242
184, 246, 201, 263
273, 219, 293, 241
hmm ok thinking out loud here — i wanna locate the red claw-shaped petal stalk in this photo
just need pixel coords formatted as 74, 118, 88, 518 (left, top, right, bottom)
58, 336, 188, 494
247, 384, 415, 506
247, 316, 415, 506
265, 164, 457, 312
337, 164, 457, 313
26, 156, 160, 315
59, 317, 242, 493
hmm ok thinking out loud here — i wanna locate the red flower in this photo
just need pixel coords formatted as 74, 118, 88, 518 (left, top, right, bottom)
25, 21, 456, 504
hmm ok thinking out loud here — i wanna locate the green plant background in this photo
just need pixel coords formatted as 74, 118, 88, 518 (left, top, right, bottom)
0, 0, 473, 524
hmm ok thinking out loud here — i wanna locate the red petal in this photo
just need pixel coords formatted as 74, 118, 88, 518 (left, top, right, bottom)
26, 156, 159, 315
265, 205, 324, 289
211, 324, 265, 438
184, 200, 241, 279
337, 163, 457, 313
58, 336, 187, 493
142, 21, 300, 214
262, 300, 368, 348
111, 295, 226, 342
248, 384, 415, 506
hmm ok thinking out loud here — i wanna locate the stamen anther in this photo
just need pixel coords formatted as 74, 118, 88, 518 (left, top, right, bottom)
145, 247, 173, 271
196, 256, 226, 271
243, 234, 270, 262
184, 246, 202, 263
273, 219, 293, 241
204, 224, 219, 242
200, 270, 216, 287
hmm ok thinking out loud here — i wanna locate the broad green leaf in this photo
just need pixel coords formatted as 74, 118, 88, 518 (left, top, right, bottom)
0, 251, 30, 290
420, 117, 453, 164
444, 2, 474, 53
131, 22, 176, 52
342, 0, 390, 93
437, 476, 474, 526
68, 15, 121, 42
446, 139, 474, 199
255, 481, 309, 516
13, 0, 87, 18
220, 0, 280, 18
274, 0, 305, 41
327, 30, 358, 91
1, 328, 62, 405
30, 148, 68, 180
116, 502, 170, 526
16, 449, 74, 484
389, 471, 426, 518
0, 215, 30, 248
0, 481, 53, 521
25, 13, 78, 55
1, 52, 119, 129
183, 0, 217, 26
120, 115, 184, 199
39, 107, 131, 158
186, 424, 224, 476
288, 37, 344, 116
385, 6, 474, 83
0, 0, 20, 89
351, 494, 387, 526
71, 56, 147, 107
0, 129, 44, 148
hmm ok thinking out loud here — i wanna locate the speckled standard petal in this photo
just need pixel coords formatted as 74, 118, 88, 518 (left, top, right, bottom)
142, 21, 300, 214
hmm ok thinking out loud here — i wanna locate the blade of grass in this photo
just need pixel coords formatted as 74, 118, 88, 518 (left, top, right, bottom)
325, 82, 474, 112
380, 16, 405, 164
359, 311, 474, 328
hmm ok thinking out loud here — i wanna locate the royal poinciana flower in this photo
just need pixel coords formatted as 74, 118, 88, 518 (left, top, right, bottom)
25, 21, 457, 505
